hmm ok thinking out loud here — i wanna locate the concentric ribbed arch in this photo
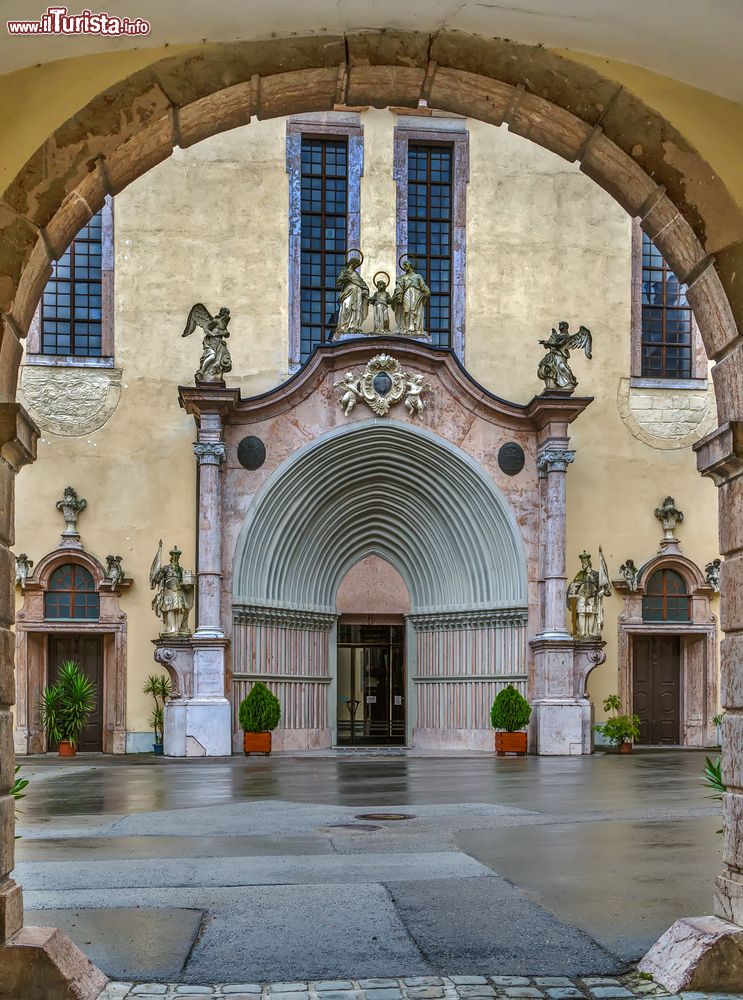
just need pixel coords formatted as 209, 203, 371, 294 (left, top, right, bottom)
233, 420, 528, 614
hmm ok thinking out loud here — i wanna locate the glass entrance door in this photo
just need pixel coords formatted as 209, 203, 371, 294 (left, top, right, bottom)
337, 621, 405, 745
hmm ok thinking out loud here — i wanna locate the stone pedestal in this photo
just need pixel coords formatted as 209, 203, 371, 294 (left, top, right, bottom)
155, 637, 231, 757
530, 697, 585, 756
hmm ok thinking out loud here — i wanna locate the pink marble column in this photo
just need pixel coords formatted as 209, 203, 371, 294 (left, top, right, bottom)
193, 413, 226, 639
537, 447, 574, 637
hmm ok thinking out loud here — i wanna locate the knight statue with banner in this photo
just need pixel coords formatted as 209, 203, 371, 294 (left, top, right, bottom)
149, 540, 196, 636
567, 548, 611, 639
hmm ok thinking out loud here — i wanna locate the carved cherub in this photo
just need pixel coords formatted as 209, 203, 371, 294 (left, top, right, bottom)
705, 558, 721, 593
404, 373, 431, 417
334, 372, 362, 416
105, 554, 125, 589
15, 553, 33, 589
182, 304, 233, 382
619, 559, 639, 592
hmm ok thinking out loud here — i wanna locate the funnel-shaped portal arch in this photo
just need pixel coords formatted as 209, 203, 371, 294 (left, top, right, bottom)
233, 420, 527, 614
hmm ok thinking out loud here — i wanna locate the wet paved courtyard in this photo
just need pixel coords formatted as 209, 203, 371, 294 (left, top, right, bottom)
13, 750, 721, 986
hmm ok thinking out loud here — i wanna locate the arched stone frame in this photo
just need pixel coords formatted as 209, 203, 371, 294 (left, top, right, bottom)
14, 546, 131, 755
615, 553, 718, 747
2, 28, 743, 992
231, 419, 529, 751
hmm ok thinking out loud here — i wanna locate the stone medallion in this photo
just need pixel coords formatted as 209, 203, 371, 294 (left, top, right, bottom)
20, 364, 123, 437
333, 353, 431, 418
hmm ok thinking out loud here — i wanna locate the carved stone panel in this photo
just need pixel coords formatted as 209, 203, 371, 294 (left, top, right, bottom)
20, 365, 122, 437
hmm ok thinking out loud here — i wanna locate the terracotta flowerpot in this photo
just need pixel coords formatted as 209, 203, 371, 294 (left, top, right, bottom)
617, 741, 633, 754
57, 740, 76, 758
495, 731, 527, 756
243, 731, 272, 756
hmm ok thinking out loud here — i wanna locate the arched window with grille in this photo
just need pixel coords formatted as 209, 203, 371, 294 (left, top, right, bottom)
642, 568, 690, 622
44, 564, 100, 620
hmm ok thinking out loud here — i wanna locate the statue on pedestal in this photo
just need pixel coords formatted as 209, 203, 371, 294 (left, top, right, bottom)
393, 257, 430, 337
149, 540, 195, 636
105, 554, 126, 589
537, 322, 592, 392
335, 251, 370, 336
567, 548, 611, 639
15, 553, 33, 589
619, 558, 640, 592
182, 303, 233, 382
705, 558, 721, 593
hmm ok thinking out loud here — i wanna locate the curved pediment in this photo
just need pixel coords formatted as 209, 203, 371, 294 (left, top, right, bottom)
180, 336, 592, 433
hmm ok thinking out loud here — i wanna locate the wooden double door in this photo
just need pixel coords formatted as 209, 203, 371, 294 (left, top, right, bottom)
48, 634, 104, 752
633, 635, 681, 745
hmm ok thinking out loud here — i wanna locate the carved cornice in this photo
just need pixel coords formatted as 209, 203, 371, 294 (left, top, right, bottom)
194, 441, 226, 465
234, 604, 337, 631
407, 608, 528, 632
537, 448, 575, 473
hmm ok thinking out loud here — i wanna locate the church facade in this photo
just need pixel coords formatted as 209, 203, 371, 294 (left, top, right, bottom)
11, 108, 721, 755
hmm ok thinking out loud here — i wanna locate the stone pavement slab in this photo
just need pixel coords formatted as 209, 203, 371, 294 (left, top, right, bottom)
386, 878, 619, 976
33, 907, 203, 981
92, 973, 698, 999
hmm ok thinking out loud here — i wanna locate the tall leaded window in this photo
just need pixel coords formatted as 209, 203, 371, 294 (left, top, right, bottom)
641, 233, 692, 379
407, 143, 453, 348
299, 136, 349, 360
41, 211, 103, 357
642, 569, 690, 623
44, 564, 100, 621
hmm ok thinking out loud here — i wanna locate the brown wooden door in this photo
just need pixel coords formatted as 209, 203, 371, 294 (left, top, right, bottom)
633, 635, 680, 744
48, 635, 104, 751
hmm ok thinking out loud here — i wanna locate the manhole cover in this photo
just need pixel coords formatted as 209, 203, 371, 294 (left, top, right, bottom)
355, 812, 415, 821
320, 823, 381, 832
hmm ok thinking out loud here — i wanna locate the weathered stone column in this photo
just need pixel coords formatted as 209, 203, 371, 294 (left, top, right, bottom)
641, 421, 743, 991
538, 447, 574, 636
530, 444, 585, 755
194, 423, 226, 638
0, 402, 107, 996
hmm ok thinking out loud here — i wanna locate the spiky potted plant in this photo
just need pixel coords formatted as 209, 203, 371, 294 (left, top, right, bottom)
39, 660, 96, 757
239, 681, 281, 756
594, 694, 641, 754
143, 673, 171, 754
491, 684, 531, 755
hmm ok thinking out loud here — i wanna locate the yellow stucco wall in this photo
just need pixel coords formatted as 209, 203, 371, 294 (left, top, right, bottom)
14, 109, 721, 742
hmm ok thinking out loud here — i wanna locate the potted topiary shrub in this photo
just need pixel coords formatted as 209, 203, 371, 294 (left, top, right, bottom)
491, 685, 531, 755
594, 694, 641, 754
39, 660, 96, 757
143, 673, 171, 754
239, 681, 281, 756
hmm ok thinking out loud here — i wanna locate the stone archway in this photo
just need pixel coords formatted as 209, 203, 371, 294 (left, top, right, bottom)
1, 29, 743, 996
232, 421, 529, 750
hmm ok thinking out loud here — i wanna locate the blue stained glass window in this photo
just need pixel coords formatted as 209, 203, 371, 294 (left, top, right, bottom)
407, 144, 453, 348
641, 233, 692, 379
41, 211, 103, 357
300, 137, 348, 362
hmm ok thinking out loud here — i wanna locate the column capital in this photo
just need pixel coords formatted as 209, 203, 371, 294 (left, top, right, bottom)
193, 441, 226, 466
537, 447, 575, 473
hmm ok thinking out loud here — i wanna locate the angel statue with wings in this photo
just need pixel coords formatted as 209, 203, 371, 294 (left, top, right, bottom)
537, 321, 593, 392
149, 540, 196, 636
182, 303, 233, 382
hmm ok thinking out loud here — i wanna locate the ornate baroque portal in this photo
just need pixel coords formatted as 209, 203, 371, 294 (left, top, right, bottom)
15, 546, 131, 754
179, 337, 593, 753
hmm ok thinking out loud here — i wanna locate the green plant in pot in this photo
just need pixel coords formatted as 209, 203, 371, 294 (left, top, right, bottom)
491, 685, 531, 755
39, 660, 96, 757
594, 694, 641, 754
143, 673, 172, 754
239, 681, 281, 756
